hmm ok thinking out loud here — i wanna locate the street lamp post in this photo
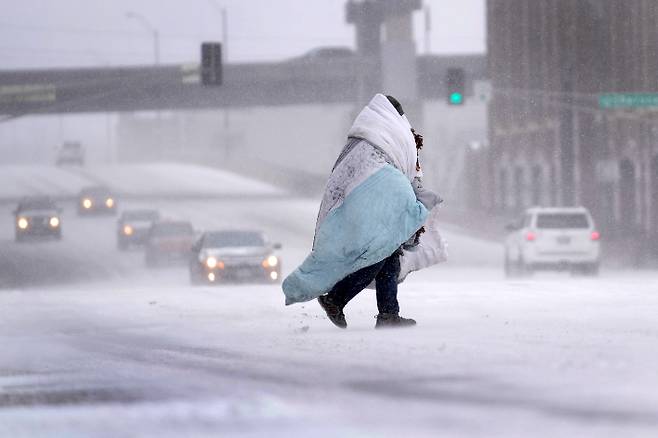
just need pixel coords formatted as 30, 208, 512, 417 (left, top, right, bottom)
208, 1, 230, 161
125, 11, 163, 158
209, 0, 228, 62
125, 11, 160, 65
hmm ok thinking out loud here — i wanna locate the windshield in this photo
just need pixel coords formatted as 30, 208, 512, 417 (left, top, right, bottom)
81, 188, 111, 197
203, 232, 265, 248
536, 213, 590, 229
18, 198, 57, 211
123, 210, 159, 221
151, 223, 194, 237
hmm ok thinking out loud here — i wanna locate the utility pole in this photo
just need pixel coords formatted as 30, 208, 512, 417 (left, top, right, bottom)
222, 7, 228, 63
209, 1, 230, 162
209, 0, 228, 62
424, 4, 431, 54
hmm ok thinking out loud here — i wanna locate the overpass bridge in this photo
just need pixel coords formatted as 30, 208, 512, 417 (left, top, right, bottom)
0, 54, 486, 116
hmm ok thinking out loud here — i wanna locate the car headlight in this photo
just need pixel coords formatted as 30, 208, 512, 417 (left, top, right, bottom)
262, 255, 278, 268
17, 217, 29, 229
82, 198, 92, 209
206, 257, 225, 269
49, 217, 60, 228
105, 198, 114, 208
206, 256, 218, 268
123, 225, 133, 235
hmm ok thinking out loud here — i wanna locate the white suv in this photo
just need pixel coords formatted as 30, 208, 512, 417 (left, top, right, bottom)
504, 207, 601, 276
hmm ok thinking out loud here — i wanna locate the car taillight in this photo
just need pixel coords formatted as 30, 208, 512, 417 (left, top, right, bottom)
525, 231, 536, 242
591, 231, 600, 241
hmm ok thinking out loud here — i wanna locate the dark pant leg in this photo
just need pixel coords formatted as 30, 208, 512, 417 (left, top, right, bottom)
375, 253, 401, 315
327, 258, 386, 308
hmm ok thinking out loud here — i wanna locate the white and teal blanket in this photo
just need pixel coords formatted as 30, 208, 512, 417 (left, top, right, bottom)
283, 94, 446, 305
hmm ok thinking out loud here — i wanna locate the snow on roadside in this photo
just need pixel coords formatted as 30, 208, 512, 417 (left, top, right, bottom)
2, 270, 658, 437
0, 165, 94, 199
0, 162, 284, 201
80, 163, 285, 197
0, 396, 330, 438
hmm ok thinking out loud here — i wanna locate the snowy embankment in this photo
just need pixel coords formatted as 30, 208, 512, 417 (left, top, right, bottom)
0, 162, 284, 202
1, 268, 658, 437
81, 163, 284, 198
0, 165, 93, 200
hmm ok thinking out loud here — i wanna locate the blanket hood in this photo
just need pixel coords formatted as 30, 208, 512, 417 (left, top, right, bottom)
347, 94, 418, 181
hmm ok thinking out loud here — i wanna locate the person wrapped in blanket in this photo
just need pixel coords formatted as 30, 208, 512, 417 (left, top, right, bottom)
282, 94, 446, 329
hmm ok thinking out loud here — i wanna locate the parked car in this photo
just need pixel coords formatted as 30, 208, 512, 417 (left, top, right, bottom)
13, 196, 62, 242
117, 209, 160, 250
56, 142, 85, 166
291, 46, 355, 63
145, 221, 195, 267
78, 186, 116, 216
189, 230, 282, 285
504, 207, 601, 277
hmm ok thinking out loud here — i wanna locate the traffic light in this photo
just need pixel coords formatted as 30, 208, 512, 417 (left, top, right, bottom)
446, 67, 465, 105
201, 42, 222, 86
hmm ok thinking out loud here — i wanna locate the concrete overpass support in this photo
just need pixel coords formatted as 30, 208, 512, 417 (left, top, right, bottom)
381, 6, 418, 103
346, 0, 421, 104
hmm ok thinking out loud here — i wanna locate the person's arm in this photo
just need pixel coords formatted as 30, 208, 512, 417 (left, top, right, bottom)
412, 177, 442, 210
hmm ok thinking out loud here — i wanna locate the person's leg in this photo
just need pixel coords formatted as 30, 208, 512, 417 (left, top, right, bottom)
374, 252, 416, 328
374, 252, 401, 315
327, 259, 386, 308
319, 259, 387, 329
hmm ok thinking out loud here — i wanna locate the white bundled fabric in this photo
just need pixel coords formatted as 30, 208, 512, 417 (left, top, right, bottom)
399, 207, 448, 281
347, 94, 418, 182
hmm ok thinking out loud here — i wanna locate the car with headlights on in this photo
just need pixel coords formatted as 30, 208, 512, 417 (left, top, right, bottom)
13, 196, 62, 242
144, 220, 195, 267
117, 209, 160, 250
78, 186, 117, 216
189, 230, 282, 285
504, 207, 601, 277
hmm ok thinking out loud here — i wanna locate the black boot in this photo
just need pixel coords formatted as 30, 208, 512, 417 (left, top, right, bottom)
375, 313, 416, 329
317, 295, 347, 329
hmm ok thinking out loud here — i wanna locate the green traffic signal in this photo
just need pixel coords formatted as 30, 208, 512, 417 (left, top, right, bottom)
449, 92, 464, 105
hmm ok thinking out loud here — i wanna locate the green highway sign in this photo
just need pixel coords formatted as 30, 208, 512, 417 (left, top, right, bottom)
599, 93, 658, 109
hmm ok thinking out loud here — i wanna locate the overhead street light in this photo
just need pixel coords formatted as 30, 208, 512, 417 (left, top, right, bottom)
125, 11, 160, 65
208, 0, 228, 62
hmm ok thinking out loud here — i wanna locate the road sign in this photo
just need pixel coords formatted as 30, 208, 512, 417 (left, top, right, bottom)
599, 93, 658, 109
0, 84, 56, 105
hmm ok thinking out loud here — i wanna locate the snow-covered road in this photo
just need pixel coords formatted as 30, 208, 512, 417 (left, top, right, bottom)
1, 165, 657, 437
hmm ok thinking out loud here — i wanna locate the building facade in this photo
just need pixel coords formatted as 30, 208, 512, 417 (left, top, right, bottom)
487, 0, 658, 253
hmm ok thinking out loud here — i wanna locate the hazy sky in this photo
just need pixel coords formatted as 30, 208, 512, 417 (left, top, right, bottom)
0, 0, 485, 69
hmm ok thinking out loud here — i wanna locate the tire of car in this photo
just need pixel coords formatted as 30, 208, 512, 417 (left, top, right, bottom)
117, 240, 128, 251
582, 263, 600, 277
504, 250, 527, 278
504, 253, 513, 278
519, 259, 532, 276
